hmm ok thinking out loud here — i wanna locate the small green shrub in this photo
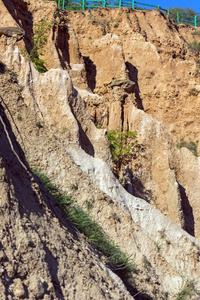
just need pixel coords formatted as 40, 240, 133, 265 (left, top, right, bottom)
85, 200, 93, 211
36, 121, 42, 128
194, 69, 200, 78
90, 18, 110, 35
189, 88, 199, 96
11, 71, 18, 78
19, 85, 25, 91
69, 183, 77, 190
114, 23, 119, 28
17, 114, 22, 121
24, 18, 53, 73
31, 57, 47, 73
32, 169, 137, 276
107, 127, 137, 168
154, 240, 161, 251
176, 139, 198, 157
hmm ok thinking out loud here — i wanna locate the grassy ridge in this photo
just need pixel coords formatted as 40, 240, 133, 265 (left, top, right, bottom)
33, 169, 136, 276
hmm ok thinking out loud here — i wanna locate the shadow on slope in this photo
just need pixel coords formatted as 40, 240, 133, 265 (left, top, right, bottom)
70, 88, 95, 156
52, 23, 70, 70
0, 101, 69, 299
178, 183, 195, 236
83, 56, 97, 92
126, 62, 144, 110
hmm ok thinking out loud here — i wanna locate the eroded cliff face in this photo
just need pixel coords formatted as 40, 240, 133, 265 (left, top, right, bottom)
1, 1, 200, 299
0, 71, 133, 300
64, 8, 200, 142
58, 8, 200, 237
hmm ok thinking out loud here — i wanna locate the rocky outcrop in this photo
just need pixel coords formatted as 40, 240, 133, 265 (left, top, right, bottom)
1, 1, 200, 298
0, 92, 133, 299
66, 8, 200, 152
0, 27, 24, 40
60, 8, 200, 239
1, 41, 200, 297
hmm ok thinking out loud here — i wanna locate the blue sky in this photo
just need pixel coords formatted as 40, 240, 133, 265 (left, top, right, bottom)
146, 0, 200, 12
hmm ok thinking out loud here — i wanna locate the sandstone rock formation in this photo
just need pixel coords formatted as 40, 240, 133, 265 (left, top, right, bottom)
1, 0, 200, 299
63, 8, 200, 239
1, 43, 200, 298
66, 8, 200, 149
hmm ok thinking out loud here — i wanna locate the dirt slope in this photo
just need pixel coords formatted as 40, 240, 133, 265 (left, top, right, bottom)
0, 70, 134, 299
1, 42, 200, 299
1, 1, 200, 299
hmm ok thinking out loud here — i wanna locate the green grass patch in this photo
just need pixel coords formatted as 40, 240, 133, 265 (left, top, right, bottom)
36, 121, 42, 128
176, 139, 198, 157
176, 280, 200, 300
32, 169, 136, 276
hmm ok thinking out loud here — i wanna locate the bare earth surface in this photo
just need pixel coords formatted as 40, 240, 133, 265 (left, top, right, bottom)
1, 0, 200, 299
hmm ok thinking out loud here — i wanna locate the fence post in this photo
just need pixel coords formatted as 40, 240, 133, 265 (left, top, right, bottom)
157, 5, 160, 10
177, 12, 179, 23
103, 0, 106, 7
58, 0, 61, 8
62, 0, 64, 9
132, 0, 134, 9
195, 15, 197, 27
82, 0, 85, 10
167, 9, 169, 15
119, 0, 122, 7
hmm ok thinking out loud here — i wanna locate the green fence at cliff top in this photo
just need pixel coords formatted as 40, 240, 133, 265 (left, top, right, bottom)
52, 0, 200, 27
55, 0, 166, 12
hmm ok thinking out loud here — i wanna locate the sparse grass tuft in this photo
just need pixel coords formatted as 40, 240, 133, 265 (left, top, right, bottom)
189, 88, 199, 96
69, 183, 77, 190
17, 114, 22, 121
36, 121, 43, 128
188, 40, 200, 55
85, 200, 93, 211
32, 169, 137, 276
11, 71, 18, 78
19, 85, 25, 91
154, 240, 161, 251
176, 280, 199, 300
